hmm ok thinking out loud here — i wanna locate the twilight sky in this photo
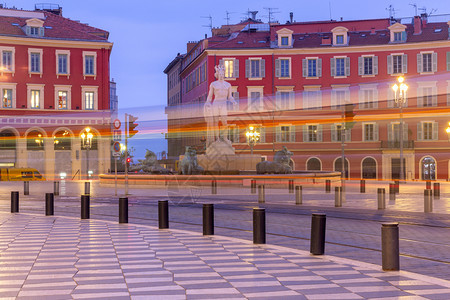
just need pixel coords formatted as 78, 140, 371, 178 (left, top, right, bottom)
8, 0, 450, 158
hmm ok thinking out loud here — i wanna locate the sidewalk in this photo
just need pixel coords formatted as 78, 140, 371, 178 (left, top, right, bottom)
1, 212, 449, 299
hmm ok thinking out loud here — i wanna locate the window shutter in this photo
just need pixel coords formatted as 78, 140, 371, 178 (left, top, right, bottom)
317, 125, 323, 142
346, 128, 351, 142
417, 89, 423, 107
447, 52, 450, 71
358, 57, 363, 75
345, 57, 350, 76
432, 91, 437, 107
303, 125, 308, 142
290, 125, 296, 142
402, 54, 408, 73
25, 26, 30, 35
317, 58, 322, 77
417, 123, 423, 141
39, 27, 44, 37
374, 123, 379, 141
403, 123, 408, 140
432, 53, 437, 73
275, 126, 281, 142
259, 126, 265, 143
388, 124, 393, 141
432, 121, 438, 140
302, 59, 307, 77
234, 127, 239, 143
401, 31, 407, 41
234, 59, 239, 78
387, 55, 393, 74
373, 56, 378, 75
289, 91, 295, 110
275, 91, 281, 110
245, 59, 250, 78
275, 59, 280, 77
417, 53, 422, 73
331, 125, 337, 142
260, 59, 265, 78
330, 58, 336, 77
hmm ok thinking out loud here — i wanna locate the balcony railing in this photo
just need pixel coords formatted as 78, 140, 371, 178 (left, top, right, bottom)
380, 140, 414, 149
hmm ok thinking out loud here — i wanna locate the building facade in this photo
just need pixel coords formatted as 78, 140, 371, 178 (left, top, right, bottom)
165, 14, 450, 180
0, 6, 113, 179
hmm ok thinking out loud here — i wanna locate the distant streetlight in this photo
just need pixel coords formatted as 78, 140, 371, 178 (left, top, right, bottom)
446, 122, 450, 141
80, 127, 93, 179
245, 126, 260, 155
392, 76, 408, 181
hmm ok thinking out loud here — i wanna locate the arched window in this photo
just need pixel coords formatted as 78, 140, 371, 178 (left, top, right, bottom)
27, 130, 44, 151
307, 158, 321, 171
421, 157, 436, 180
0, 129, 16, 149
362, 157, 377, 179
334, 157, 349, 178
53, 130, 71, 150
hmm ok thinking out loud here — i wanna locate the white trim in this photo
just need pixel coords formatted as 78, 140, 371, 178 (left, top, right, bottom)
26, 83, 44, 109
28, 48, 43, 77
419, 155, 437, 181
277, 57, 292, 79
81, 86, 98, 110
333, 156, 350, 177
0, 46, 15, 76
331, 26, 348, 46
55, 49, 70, 78
306, 157, 322, 171
361, 156, 378, 179
54, 85, 72, 110
0, 82, 17, 109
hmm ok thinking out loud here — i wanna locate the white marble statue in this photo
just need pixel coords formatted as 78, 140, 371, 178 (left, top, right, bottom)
204, 65, 237, 147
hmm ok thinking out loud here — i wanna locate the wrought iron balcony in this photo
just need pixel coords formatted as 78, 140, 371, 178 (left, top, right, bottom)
380, 140, 414, 149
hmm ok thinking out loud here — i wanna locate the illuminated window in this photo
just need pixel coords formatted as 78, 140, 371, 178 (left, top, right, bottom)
85, 92, 94, 110
2, 51, 12, 71
30, 90, 40, 108
2, 89, 12, 108
224, 59, 234, 78
58, 91, 68, 109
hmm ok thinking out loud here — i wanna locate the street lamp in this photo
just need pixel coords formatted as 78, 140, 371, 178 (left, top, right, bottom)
80, 127, 93, 179
392, 76, 408, 181
245, 126, 260, 155
446, 122, 450, 141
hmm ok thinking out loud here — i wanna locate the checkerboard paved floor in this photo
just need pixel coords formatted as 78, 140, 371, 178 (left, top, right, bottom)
0, 212, 449, 299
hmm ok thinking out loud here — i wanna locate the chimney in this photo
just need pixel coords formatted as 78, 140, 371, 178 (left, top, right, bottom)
370, 27, 376, 35
421, 13, 428, 28
321, 36, 331, 45
413, 16, 422, 35
290, 12, 293, 23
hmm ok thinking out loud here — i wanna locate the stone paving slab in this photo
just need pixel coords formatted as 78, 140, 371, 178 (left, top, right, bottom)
0, 212, 449, 299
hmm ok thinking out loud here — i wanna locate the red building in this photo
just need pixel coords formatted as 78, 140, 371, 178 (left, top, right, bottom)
165, 13, 450, 180
0, 5, 113, 179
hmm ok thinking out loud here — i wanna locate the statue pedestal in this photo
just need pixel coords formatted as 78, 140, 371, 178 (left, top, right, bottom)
197, 140, 261, 172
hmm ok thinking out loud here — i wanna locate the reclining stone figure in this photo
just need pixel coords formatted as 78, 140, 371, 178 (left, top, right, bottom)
256, 146, 293, 174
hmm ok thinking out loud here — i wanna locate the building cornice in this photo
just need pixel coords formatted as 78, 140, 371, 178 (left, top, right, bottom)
0, 35, 113, 50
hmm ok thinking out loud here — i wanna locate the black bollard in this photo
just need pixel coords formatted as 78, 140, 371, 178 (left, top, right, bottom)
426, 180, 431, 190
377, 188, 386, 209
158, 200, 169, 229
325, 180, 331, 193
389, 183, 395, 201
424, 189, 432, 213
119, 197, 128, 223
258, 185, 265, 203
295, 185, 302, 205
310, 213, 326, 255
203, 204, 214, 235
211, 180, 217, 195
433, 182, 440, 198
288, 180, 294, 194
381, 223, 399, 271
81, 194, 90, 219
24, 181, 29, 195
84, 182, 90, 195
334, 186, 342, 207
253, 208, 266, 244
360, 179, 366, 193
251, 179, 256, 194
11, 191, 19, 213
45, 193, 54, 216
53, 181, 60, 196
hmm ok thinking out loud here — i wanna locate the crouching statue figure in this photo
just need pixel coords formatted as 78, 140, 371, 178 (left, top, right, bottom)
179, 146, 204, 175
256, 146, 293, 174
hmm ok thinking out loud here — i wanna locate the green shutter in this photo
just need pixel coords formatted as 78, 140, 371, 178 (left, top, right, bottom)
358, 57, 363, 75
234, 59, 239, 78
317, 59, 322, 77
260, 59, 265, 78
275, 59, 280, 77
302, 59, 307, 77
345, 57, 350, 76
245, 59, 250, 78
330, 58, 336, 77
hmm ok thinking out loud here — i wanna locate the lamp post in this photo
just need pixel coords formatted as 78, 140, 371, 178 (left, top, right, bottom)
245, 126, 260, 155
80, 127, 93, 180
392, 76, 408, 181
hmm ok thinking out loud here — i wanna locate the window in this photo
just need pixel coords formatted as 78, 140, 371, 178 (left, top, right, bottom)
85, 92, 94, 110
336, 58, 345, 76
358, 55, 378, 76
250, 92, 260, 110
30, 27, 39, 36
393, 55, 402, 74
364, 57, 373, 75
389, 23, 407, 43
417, 84, 437, 107
281, 126, 291, 142
422, 53, 432, 72
281, 37, 288, 45
388, 54, 407, 75
332, 123, 351, 142
276, 125, 295, 142
359, 85, 378, 109
251, 60, 260, 78
30, 53, 40, 73
245, 58, 265, 79
424, 122, 434, 140
280, 59, 290, 78
303, 124, 323, 142
307, 125, 318, 142
2, 89, 12, 108
30, 90, 40, 108
246, 125, 265, 143
422, 87, 433, 107
276, 28, 293, 47
2, 51, 12, 71
308, 59, 316, 77
331, 57, 350, 77
220, 58, 239, 78
247, 86, 263, 111
331, 87, 350, 109
302, 58, 322, 77
303, 88, 322, 110
58, 91, 68, 109
336, 35, 344, 44
417, 52, 437, 73
224, 59, 234, 78
276, 91, 294, 110
331, 26, 348, 46
27, 130, 44, 151
228, 126, 239, 143
363, 123, 378, 141
83, 51, 97, 77
393, 32, 402, 42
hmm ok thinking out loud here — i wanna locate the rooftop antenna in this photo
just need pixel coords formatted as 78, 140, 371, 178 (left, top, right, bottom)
201, 15, 212, 31
225, 11, 235, 25
263, 7, 279, 24
329, 1, 332, 20
386, 5, 397, 19
409, 3, 418, 16
246, 9, 259, 20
